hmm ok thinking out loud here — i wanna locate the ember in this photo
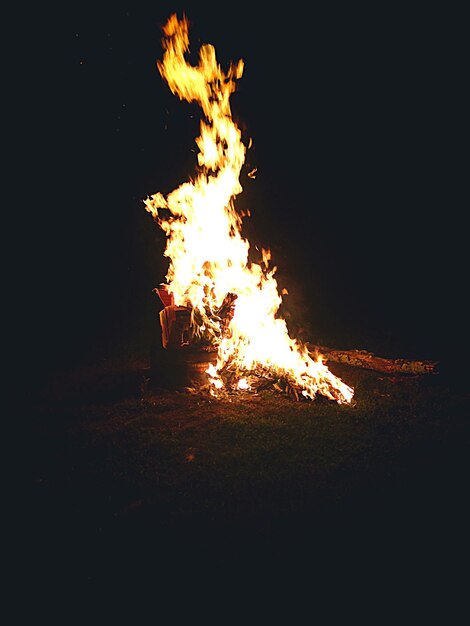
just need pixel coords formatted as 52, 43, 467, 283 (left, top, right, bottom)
145, 14, 354, 404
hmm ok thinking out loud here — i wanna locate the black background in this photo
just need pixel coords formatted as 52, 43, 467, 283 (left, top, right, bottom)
22, 1, 467, 376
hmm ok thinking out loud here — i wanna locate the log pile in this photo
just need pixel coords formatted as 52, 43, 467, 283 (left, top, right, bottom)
154, 286, 439, 387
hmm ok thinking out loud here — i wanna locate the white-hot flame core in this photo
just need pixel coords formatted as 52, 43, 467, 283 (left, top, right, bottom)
145, 14, 354, 404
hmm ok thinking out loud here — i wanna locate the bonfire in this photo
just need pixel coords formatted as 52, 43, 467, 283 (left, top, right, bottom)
145, 14, 354, 404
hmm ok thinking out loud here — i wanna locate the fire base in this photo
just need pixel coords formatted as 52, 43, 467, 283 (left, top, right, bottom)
149, 345, 217, 390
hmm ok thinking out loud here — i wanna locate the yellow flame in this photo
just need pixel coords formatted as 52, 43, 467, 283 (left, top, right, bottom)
145, 14, 354, 404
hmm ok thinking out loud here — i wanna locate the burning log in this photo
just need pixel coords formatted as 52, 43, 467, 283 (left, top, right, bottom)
307, 345, 438, 375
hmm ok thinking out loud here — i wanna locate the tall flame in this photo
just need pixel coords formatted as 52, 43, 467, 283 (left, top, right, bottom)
145, 14, 354, 404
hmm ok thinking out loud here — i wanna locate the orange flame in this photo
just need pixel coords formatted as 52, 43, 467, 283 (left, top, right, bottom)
145, 14, 354, 404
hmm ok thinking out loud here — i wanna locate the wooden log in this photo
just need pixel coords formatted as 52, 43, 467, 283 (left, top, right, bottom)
307, 344, 439, 375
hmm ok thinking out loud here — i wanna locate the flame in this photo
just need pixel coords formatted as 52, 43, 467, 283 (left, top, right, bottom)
145, 14, 354, 404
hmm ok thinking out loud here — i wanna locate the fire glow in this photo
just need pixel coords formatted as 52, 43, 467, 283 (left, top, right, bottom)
145, 14, 354, 404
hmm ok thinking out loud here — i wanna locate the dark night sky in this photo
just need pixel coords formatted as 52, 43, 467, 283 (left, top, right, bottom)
24, 2, 467, 375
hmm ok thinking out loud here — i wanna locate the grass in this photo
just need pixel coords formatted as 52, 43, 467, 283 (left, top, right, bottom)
23, 354, 469, 599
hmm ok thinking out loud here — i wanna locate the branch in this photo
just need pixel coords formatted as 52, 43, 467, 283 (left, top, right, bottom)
307, 345, 439, 375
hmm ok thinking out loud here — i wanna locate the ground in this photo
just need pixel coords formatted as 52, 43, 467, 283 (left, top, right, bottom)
22, 353, 469, 605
